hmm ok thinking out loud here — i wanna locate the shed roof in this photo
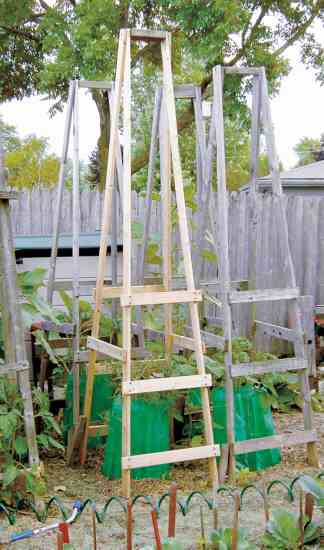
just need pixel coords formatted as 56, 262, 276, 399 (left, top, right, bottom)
240, 160, 324, 193
260, 160, 324, 182
15, 232, 122, 251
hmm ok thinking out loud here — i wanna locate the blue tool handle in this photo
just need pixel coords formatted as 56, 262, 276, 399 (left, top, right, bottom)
10, 529, 33, 542
73, 500, 82, 512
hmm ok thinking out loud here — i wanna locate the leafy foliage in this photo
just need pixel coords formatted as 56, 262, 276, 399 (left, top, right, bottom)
261, 508, 320, 549
0, 376, 63, 503
1, 1, 324, 188
209, 528, 257, 549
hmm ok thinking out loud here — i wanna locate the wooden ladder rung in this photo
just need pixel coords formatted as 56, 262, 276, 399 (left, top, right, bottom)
122, 444, 220, 470
87, 336, 123, 360
87, 424, 108, 437
130, 29, 166, 42
255, 321, 300, 343
99, 284, 165, 300
235, 430, 317, 454
231, 358, 307, 377
229, 287, 300, 304
120, 289, 202, 307
0, 360, 29, 374
78, 80, 112, 90
123, 374, 212, 395
186, 327, 225, 350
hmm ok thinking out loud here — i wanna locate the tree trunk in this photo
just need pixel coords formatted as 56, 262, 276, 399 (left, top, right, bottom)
91, 89, 110, 191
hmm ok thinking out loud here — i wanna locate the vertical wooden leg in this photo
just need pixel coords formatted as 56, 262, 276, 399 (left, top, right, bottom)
121, 30, 132, 499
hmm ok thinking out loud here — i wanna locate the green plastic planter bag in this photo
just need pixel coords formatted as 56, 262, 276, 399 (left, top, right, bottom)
64, 371, 114, 449
212, 385, 281, 470
102, 397, 170, 480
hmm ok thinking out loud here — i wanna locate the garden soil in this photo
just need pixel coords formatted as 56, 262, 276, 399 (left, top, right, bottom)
1, 410, 324, 548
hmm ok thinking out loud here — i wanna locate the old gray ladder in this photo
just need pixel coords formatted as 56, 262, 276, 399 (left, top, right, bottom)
46, 78, 124, 463
0, 137, 39, 467
82, 28, 219, 497
213, 65, 319, 480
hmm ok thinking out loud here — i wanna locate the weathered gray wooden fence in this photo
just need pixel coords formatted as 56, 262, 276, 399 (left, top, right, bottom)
10, 189, 323, 342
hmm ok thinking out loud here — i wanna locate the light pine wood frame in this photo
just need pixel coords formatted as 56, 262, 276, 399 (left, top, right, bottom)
81, 29, 219, 497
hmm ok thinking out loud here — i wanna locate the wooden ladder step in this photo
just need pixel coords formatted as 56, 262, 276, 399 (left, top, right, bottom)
255, 321, 300, 343
231, 358, 307, 377
185, 326, 225, 350
229, 287, 299, 304
87, 336, 123, 360
123, 374, 212, 395
130, 29, 166, 42
235, 430, 317, 454
120, 289, 202, 307
122, 444, 220, 470
0, 360, 30, 374
87, 424, 108, 437
99, 284, 165, 300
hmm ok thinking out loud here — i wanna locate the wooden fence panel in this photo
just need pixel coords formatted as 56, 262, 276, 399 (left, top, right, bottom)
10, 189, 324, 349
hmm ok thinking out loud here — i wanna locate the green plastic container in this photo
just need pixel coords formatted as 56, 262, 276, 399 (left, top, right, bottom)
102, 397, 170, 480
63, 371, 114, 448
212, 385, 281, 470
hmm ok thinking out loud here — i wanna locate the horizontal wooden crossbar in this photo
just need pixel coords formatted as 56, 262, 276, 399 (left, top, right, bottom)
174, 84, 196, 99
76, 347, 150, 363
120, 289, 202, 307
87, 424, 108, 437
33, 320, 75, 335
99, 284, 165, 299
229, 287, 299, 304
123, 374, 212, 395
186, 327, 225, 350
0, 360, 30, 374
255, 320, 300, 343
130, 29, 166, 41
231, 358, 307, 377
235, 430, 317, 454
87, 337, 123, 360
0, 191, 18, 200
122, 444, 220, 470
78, 80, 112, 89
224, 67, 262, 76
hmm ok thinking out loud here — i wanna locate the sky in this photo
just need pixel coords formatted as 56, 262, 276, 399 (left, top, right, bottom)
0, 45, 323, 170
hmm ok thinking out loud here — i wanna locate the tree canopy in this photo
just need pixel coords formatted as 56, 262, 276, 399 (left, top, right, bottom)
294, 134, 324, 166
0, 116, 60, 188
1, 1, 324, 189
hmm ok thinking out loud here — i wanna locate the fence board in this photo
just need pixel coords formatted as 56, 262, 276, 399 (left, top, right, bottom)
10, 189, 324, 350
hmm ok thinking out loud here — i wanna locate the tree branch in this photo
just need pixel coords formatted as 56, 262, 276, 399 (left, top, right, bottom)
131, 2, 323, 175
273, 2, 324, 58
0, 25, 41, 44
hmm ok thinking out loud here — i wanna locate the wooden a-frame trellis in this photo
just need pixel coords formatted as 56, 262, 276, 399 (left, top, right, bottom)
0, 137, 39, 468
80, 28, 219, 497
211, 65, 319, 478
46, 77, 125, 462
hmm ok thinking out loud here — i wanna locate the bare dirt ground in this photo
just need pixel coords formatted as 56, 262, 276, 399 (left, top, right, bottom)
1, 410, 324, 549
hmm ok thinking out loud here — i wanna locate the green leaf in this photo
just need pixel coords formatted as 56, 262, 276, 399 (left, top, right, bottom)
32, 329, 59, 365
18, 268, 47, 295
132, 220, 143, 240
297, 475, 324, 507
201, 248, 217, 263
59, 290, 73, 316
2, 464, 19, 487
43, 413, 62, 435
37, 433, 49, 448
47, 435, 64, 450
14, 436, 28, 458
29, 294, 61, 323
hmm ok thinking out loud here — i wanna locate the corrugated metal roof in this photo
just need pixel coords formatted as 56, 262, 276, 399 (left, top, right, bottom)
14, 232, 121, 251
